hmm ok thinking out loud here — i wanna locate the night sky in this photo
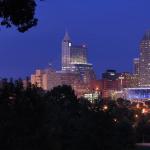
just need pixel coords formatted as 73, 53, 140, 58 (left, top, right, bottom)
0, 0, 150, 79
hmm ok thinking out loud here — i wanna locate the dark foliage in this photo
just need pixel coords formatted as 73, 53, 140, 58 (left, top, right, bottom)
0, 80, 136, 150
136, 114, 150, 143
0, 0, 39, 32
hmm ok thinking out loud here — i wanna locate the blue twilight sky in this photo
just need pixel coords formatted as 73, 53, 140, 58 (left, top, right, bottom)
0, 0, 150, 79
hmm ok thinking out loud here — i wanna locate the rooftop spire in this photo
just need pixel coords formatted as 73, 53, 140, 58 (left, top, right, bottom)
63, 30, 71, 41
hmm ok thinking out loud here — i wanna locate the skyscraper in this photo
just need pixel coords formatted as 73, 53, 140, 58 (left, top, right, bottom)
139, 31, 150, 86
61, 32, 88, 71
61, 31, 72, 71
61, 32, 96, 83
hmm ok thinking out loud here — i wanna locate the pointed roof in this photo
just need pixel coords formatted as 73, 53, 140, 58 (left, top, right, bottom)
143, 30, 150, 41
63, 31, 71, 41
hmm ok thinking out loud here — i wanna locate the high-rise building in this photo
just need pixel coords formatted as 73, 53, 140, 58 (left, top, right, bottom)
139, 31, 150, 86
61, 32, 72, 71
61, 32, 96, 83
133, 58, 140, 75
62, 32, 88, 71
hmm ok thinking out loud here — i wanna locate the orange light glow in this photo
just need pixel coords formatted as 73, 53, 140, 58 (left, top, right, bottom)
142, 108, 147, 114
136, 103, 140, 109
103, 105, 108, 111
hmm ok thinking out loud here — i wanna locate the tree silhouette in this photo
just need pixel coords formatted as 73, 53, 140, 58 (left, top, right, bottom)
0, 0, 39, 32
0, 81, 136, 150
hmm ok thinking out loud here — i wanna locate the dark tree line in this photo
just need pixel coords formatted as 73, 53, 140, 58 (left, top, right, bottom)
0, 79, 136, 150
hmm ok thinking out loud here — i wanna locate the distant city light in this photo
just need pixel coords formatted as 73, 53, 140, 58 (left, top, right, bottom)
142, 108, 147, 114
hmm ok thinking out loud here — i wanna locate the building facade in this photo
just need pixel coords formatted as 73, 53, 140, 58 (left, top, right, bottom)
139, 31, 150, 86
101, 70, 119, 98
57, 71, 87, 97
31, 68, 61, 91
61, 32, 72, 71
100, 70, 136, 98
73, 64, 96, 84
70, 45, 87, 64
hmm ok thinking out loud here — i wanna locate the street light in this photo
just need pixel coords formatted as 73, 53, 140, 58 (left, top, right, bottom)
103, 105, 108, 111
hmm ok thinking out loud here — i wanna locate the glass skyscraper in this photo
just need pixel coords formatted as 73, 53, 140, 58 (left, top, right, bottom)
139, 31, 150, 86
70, 45, 87, 65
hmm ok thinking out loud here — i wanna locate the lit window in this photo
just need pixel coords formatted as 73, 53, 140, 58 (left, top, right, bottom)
69, 43, 72, 47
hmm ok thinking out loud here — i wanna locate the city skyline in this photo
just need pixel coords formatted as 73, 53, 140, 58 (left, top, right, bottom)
0, 0, 150, 78
1, 1, 150, 149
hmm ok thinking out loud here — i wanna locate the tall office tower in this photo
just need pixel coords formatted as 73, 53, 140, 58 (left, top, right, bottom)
139, 31, 150, 86
70, 45, 87, 64
133, 58, 140, 75
61, 31, 96, 83
61, 31, 72, 71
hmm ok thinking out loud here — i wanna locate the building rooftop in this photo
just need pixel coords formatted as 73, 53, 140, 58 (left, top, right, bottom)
142, 30, 150, 41
63, 31, 71, 41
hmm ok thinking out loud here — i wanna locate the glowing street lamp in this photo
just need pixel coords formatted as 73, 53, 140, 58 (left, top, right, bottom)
103, 105, 108, 111
113, 118, 118, 122
96, 87, 99, 91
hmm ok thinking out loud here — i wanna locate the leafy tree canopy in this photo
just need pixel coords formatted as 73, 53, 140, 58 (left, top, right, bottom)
0, 79, 136, 150
0, 0, 40, 32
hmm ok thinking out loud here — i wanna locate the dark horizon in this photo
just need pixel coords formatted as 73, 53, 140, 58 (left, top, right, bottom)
0, 0, 150, 79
